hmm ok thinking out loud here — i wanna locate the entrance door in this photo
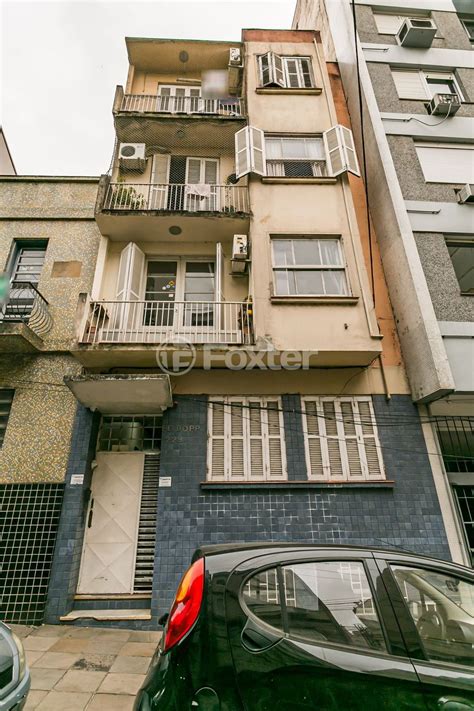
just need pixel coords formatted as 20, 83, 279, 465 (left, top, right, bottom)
77, 452, 144, 594
143, 261, 178, 333
185, 158, 218, 211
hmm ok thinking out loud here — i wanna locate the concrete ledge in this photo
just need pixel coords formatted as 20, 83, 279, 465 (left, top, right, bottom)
270, 296, 360, 305
261, 177, 337, 184
60, 609, 151, 622
256, 87, 322, 95
201, 480, 395, 490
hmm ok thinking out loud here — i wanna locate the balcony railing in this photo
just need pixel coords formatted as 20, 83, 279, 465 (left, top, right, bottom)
103, 183, 249, 214
81, 300, 253, 346
119, 94, 245, 117
0, 281, 53, 337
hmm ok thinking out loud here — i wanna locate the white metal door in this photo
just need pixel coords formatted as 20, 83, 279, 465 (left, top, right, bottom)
77, 452, 144, 594
157, 85, 201, 113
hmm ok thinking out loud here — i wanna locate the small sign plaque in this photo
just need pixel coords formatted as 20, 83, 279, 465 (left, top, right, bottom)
159, 477, 172, 488
70, 474, 84, 486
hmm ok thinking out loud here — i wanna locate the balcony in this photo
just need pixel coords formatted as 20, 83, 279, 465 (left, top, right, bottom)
0, 282, 53, 352
95, 176, 250, 241
113, 86, 246, 150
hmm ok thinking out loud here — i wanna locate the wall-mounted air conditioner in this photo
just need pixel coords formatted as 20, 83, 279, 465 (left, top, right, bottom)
231, 234, 248, 273
229, 47, 242, 67
427, 93, 461, 116
397, 18, 437, 48
119, 143, 146, 172
458, 183, 474, 204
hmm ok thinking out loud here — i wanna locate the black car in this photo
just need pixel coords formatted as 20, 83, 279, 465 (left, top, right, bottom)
134, 544, 474, 711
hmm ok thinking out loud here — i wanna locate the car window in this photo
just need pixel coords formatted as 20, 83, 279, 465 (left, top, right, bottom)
243, 567, 284, 630
392, 565, 474, 667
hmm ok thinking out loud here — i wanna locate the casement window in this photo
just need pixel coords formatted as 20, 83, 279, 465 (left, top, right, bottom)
446, 239, 474, 294
272, 237, 349, 296
258, 53, 314, 88
415, 143, 474, 184
0, 389, 14, 448
462, 19, 474, 44
302, 397, 385, 481
391, 69, 464, 101
235, 125, 359, 179
207, 397, 286, 481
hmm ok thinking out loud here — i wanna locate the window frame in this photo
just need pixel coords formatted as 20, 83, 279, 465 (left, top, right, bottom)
445, 238, 474, 296
271, 236, 349, 297
461, 18, 474, 43
391, 69, 464, 102
257, 53, 315, 89
0, 389, 15, 448
265, 135, 328, 179
207, 396, 287, 482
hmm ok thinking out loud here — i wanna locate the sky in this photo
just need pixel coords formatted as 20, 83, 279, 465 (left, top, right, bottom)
1, 0, 296, 175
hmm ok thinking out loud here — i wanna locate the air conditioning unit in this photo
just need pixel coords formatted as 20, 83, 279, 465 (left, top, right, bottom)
397, 17, 437, 48
229, 47, 242, 67
119, 143, 146, 172
458, 183, 474, 204
427, 93, 461, 116
231, 234, 248, 274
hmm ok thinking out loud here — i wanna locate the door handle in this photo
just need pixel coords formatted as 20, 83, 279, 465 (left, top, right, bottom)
87, 499, 94, 528
241, 618, 283, 652
438, 697, 474, 710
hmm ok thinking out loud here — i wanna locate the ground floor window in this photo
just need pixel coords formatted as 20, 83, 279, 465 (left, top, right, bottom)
207, 396, 286, 481
98, 415, 162, 452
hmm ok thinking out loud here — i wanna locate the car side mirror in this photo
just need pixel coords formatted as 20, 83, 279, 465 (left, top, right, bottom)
158, 613, 169, 627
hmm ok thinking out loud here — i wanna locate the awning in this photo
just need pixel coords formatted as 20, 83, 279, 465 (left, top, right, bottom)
65, 374, 172, 414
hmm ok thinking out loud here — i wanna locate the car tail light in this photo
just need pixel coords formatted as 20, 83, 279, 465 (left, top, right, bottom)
164, 558, 205, 652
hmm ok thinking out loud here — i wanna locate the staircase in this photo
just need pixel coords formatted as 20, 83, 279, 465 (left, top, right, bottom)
134, 453, 160, 593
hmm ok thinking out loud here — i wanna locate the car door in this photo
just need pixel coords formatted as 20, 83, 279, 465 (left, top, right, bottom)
225, 549, 428, 711
375, 554, 474, 711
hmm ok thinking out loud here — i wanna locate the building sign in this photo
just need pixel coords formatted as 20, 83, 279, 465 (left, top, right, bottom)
70, 474, 84, 486
159, 477, 172, 488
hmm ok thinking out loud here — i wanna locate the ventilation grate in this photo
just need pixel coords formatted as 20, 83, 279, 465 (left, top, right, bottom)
133, 454, 160, 593
0, 484, 64, 624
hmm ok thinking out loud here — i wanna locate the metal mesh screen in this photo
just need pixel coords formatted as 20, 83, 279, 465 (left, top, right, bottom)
434, 417, 474, 474
0, 484, 64, 624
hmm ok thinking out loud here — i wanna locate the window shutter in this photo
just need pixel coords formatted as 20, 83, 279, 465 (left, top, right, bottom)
323, 125, 360, 177
208, 401, 226, 480
266, 400, 285, 480
215, 242, 224, 302
151, 154, 170, 209
235, 126, 266, 178
373, 13, 404, 34
229, 401, 246, 480
391, 70, 428, 100
340, 126, 360, 177
322, 400, 345, 479
272, 53, 286, 87
340, 400, 364, 479
303, 400, 326, 479
116, 242, 145, 301
415, 144, 474, 184
356, 399, 385, 479
248, 401, 265, 479
259, 52, 285, 87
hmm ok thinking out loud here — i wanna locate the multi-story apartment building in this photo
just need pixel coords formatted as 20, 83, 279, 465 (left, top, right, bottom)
0, 176, 101, 624
44, 29, 454, 628
294, 0, 474, 566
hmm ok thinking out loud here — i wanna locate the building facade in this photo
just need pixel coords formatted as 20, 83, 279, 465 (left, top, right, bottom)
294, 0, 474, 565
0, 176, 101, 623
39, 29, 455, 629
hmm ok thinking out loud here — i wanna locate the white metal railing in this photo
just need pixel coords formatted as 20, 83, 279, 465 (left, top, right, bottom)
81, 300, 253, 346
103, 183, 249, 213
119, 94, 245, 117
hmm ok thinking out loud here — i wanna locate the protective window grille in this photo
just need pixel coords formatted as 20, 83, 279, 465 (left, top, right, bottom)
453, 486, 474, 565
272, 237, 348, 296
266, 136, 327, 178
434, 417, 474, 474
0, 484, 64, 624
0, 389, 14, 447
98, 415, 162, 452
207, 397, 286, 481
302, 396, 385, 481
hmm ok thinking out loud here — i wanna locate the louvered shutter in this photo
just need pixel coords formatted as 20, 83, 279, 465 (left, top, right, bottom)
340, 126, 360, 177
116, 243, 145, 301
248, 400, 265, 479
357, 399, 385, 479
340, 400, 363, 479
373, 13, 404, 34
208, 400, 226, 480
391, 70, 428, 100
229, 401, 246, 480
322, 400, 344, 479
250, 127, 266, 176
323, 125, 360, 177
235, 127, 251, 178
303, 399, 325, 479
266, 399, 285, 480
235, 126, 266, 178
272, 53, 286, 87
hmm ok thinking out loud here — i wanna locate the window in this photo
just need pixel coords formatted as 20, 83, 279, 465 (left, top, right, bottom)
0, 390, 14, 447
392, 565, 474, 667
373, 13, 406, 35
266, 136, 327, 178
258, 53, 314, 88
272, 237, 348, 296
243, 561, 387, 652
391, 69, 464, 101
98, 415, 162, 452
462, 19, 474, 44
446, 240, 474, 294
302, 396, 385, 481
416, 143, 474, 184
435, 416, 474, 475
207, 397, 286, 481
454, 487, 474, 566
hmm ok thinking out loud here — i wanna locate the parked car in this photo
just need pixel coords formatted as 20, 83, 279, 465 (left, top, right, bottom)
0, 622, 30, 711
134, 544, 474, 711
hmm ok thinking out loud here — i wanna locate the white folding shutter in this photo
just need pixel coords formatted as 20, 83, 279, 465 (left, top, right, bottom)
340, 400, 364, 479
303, 399, 326, 480
323, 125, 360, 177
208, 401, 226, 480
215, 243, 224, 302
250, 127, 266, 176
235, 126, 266, 178
116, 243, 145, 301
259, 52, 275, 86
321, 399, 345, 480
248, 399, 265, 479
356, 398, 385, 479
229, 400, 246, 480
150, 154, 170, 209
340, 126, 360, 177
266, 399, 285, 480
272, 53, 286, 87
373, 13, 404, 34
391, 70, 428, 100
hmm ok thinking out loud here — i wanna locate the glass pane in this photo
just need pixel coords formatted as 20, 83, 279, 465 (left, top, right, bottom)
447, 243, 474, 294
281, 139, 306, 159
282, 561, 386, 651
243, 568, 283, 630
392, 565, 474, 667
305, 138, 324, 159
293, 240, 320, 265
145, 262, 177, 301
319, 239, 341, 265
184, 262, 215, 301
274, 270, 295, 295
272, 240, 294, 266
323, 270, 348, 295
426, 78, 457, 97
295, 270, 324, 295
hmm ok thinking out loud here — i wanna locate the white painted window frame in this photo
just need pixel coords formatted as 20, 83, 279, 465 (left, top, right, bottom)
392, 69, 464, 101
257, 53, 315, 88
301, 396, 386, 482
207, 396, 287, 482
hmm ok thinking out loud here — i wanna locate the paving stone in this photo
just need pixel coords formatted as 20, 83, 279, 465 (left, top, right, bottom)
64, 626, 99, 639
23, 636, 58, 652
95, 629, 131, 642
128, 630, 162, 643
36, 690, 92, 711
49, 638, 89, 653
54, 669, 106, 692
30, 667, 66, 691
30, 625, 69, 638
83, 638, 125, 654
71, 653, 116, 672
24, 689, 48, 710
86, 694, 136, 711
26, 650, 45, 666
98, 672, 146, 695
9, 624, 35, 638
109, 655, 151, 674
33, 652, 81, 670
118, 642, 157, 657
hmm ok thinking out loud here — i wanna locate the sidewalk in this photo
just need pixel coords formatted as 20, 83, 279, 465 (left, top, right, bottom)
11, 623, 161, 711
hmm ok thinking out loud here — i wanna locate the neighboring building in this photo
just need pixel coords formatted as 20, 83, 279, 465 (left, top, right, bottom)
44, 30, 452, 629
0, 128, 16, 175
294, 0, 474, 565
0, 177, 101, 623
